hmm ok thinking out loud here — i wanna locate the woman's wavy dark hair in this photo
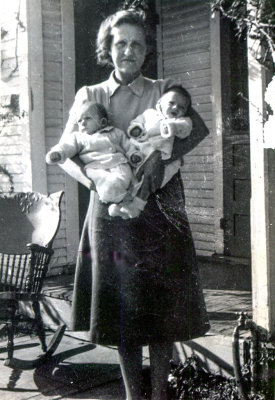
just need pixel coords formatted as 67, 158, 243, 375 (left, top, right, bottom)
96, 10, 152, 67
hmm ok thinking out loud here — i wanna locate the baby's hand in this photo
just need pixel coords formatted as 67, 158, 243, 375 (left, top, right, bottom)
50, 151, 62, 162
127, 123, 146, 140
130, 127, 143, 138
130, 153, 143, 165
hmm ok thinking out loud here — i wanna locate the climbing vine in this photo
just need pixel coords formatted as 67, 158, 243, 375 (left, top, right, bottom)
0, 94, 22, 134
211, 0, 275, 69
211, 0, 275, 147
0, 165, 14, 194
121, 0, 149, 13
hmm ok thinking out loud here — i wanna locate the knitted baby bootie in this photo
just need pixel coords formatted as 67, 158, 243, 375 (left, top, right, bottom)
108, 204, 129, 219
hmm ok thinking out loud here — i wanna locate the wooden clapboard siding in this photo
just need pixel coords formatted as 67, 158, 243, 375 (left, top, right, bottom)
158, 0, 216, 255
41, 0, 68, 272
0, 0, 31, 194
1, 1, 77, 274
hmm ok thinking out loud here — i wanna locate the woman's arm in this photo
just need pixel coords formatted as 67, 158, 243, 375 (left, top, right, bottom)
58, 156, 95, 190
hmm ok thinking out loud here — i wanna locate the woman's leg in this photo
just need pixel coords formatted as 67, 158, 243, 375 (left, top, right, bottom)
118, 344, 143, 400
149, 341, 173, 400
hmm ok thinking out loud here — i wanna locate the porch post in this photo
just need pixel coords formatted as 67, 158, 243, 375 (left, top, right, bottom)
27, 0, 47, 193
61, 0, 79, 264
210, 10, 224, 254
265, 149, 275, 336
248, 37, 275, 336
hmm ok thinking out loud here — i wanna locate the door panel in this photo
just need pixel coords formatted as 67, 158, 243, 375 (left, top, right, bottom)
221, 19, 251, 259
230, 142, 251, 257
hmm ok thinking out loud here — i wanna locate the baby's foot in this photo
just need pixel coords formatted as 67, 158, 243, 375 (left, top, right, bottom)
120, 202, 141, 219
108, 204, 129, 219
120, 197, 147, 219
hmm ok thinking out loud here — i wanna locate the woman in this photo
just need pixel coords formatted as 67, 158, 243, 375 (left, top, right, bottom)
61, 10, 210, 400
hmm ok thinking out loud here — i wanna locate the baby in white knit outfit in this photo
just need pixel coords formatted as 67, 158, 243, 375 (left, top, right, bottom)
109, 85, 193, 219
46, 102, 143, 208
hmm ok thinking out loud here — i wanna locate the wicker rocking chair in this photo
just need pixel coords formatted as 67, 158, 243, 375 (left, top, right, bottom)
0, 191, 66, 370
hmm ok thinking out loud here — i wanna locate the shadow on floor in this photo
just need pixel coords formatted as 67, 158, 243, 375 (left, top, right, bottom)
33, 361, 121, 397
3, 342, 122, 397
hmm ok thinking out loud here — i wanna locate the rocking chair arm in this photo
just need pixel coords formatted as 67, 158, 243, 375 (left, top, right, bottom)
26, 243, 54, 256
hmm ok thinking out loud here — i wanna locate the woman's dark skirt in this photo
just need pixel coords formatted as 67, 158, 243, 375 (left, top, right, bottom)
71, 172, 210, 346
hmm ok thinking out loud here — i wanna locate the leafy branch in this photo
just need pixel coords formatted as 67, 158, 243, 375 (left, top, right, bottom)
0, 165, 14, 194
211, 0, 275, 68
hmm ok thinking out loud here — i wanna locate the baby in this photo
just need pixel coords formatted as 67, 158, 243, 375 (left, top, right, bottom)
46, 102, 143, 209
109, 86, 193, 219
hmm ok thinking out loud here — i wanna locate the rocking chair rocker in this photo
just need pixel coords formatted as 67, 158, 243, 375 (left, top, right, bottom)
0, 191, 66, 370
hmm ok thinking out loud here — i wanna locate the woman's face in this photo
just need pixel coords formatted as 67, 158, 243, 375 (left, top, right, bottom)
109, 23, 147, 84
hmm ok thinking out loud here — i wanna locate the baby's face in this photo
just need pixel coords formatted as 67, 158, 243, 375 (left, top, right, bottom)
159, 91, 189, 119
77, 110, 101, 134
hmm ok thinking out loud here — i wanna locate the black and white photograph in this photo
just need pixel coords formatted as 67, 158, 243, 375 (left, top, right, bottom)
0, 0, 274, 399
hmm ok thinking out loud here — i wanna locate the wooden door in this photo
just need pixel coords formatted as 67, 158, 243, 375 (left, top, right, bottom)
157, 0, 215, 256
221, 19, 251, 259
